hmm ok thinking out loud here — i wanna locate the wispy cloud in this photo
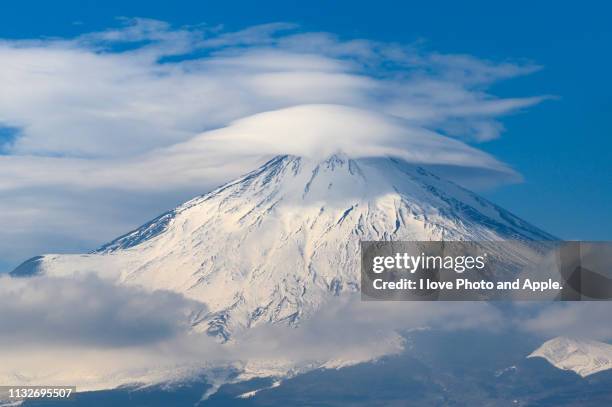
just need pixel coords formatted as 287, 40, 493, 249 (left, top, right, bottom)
519, 302, 612, 341
0, 18, 542, 157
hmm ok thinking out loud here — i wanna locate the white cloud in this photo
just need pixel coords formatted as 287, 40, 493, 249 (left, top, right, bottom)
0, 274, 201, 347
0, 18, 542, 157
0, 18, 545, 270
0, 274, 502, 391
519, 302, 612, 341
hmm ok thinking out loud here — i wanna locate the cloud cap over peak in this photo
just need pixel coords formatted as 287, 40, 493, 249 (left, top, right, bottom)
196, 104, 516, 174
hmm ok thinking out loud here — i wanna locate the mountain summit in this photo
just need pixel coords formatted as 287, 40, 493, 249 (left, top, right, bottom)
12, 154, 553, 339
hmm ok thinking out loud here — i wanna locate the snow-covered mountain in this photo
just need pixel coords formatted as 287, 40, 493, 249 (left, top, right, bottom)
529, 337, 612, 377
12, 153, 553, 339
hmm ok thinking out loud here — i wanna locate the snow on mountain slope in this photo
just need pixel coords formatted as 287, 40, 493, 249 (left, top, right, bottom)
12, 153, 553, 339
528, 337, 612, 377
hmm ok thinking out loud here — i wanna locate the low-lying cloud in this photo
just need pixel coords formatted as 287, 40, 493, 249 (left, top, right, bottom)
0, 273, 504, 391
519, 302, 612, 342
1, 271, 609, 393
0, 274, 202, 347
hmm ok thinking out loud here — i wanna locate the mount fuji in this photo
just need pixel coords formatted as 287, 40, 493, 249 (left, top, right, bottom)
12, 153, 554, 341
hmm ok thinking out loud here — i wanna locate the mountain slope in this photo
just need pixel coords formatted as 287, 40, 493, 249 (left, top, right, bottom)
12, 154, 553, 339
529, 337, 612, 377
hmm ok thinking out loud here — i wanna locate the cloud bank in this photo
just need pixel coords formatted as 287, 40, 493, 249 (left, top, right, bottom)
0, 274, 502, 391
3, 271, 609, 393
0, 274, 200, 347
0, 18, 544, 270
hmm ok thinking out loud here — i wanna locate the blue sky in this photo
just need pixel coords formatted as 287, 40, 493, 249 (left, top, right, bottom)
0, 0, 610, 272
